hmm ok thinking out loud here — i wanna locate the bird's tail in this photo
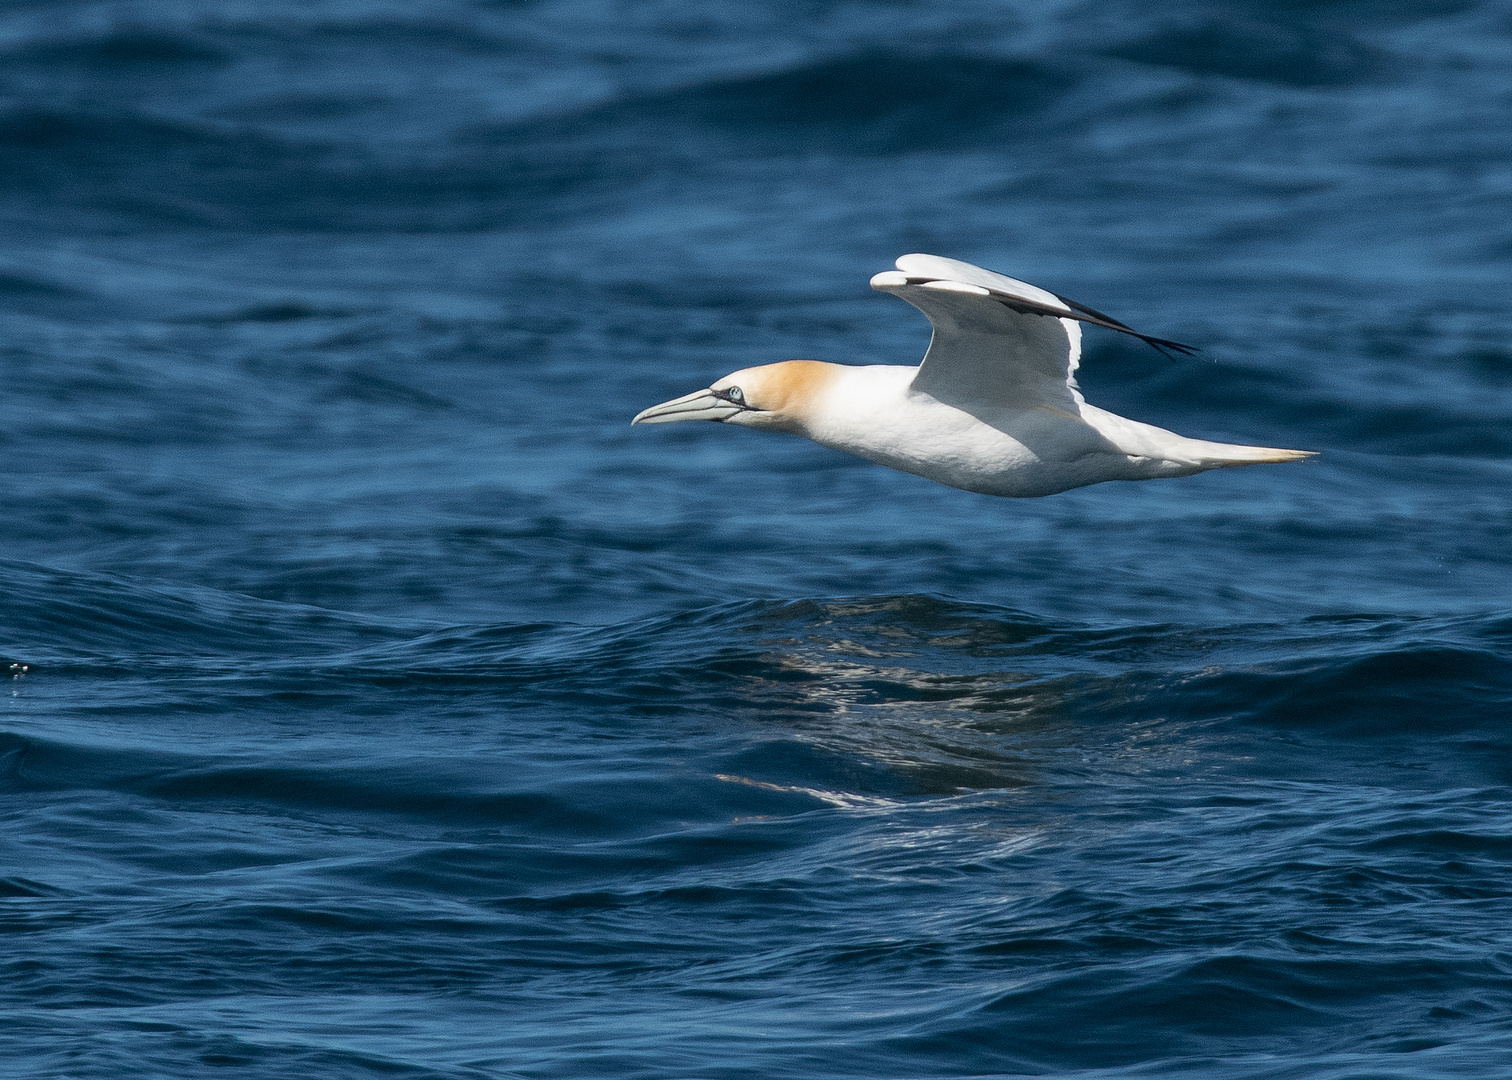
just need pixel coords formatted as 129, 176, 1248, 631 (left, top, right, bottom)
1080, 409, 1316, 471
1190, 441, 1316, 467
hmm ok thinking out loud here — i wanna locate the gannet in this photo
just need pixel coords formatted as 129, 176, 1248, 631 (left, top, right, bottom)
632, 254, 1312, 497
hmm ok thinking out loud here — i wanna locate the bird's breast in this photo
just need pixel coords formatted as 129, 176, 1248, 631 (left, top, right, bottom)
805, 385, 1116, 496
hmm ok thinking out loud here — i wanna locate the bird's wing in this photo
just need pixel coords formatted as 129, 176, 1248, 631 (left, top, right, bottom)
870, 254, 1194, 414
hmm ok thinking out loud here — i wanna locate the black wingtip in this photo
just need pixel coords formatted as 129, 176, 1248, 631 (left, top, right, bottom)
1054, 292, 1198, 360
1140, 335, 1200, 360
1055, 294, 1138, 333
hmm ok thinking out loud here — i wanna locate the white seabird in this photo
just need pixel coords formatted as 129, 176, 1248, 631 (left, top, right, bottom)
632, 254, 1312, 497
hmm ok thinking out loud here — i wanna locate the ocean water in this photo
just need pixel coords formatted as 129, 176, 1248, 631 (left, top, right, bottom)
3, 1, 1512, 1077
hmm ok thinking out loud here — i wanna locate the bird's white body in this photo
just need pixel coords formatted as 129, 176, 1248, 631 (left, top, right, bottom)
633, 255, 1311, 497
793, 363, 1291, 498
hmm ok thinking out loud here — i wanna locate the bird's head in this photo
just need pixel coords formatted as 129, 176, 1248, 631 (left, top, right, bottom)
631, 360, 837, 433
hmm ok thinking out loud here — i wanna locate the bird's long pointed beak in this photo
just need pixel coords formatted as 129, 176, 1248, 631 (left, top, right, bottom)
631, 388, 745, 425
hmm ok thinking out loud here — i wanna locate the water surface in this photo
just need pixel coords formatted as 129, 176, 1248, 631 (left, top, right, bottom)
3, 2, 1512, 1077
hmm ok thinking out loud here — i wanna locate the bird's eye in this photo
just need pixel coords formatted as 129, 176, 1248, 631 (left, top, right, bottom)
725, 386, 745, 404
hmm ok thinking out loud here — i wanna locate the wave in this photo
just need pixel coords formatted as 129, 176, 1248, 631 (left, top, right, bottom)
8, 29, 232, 68
0, 104, 644, 233
591, 51, 1079, 154
9, 560, 1511, 694
0, 8, 1497, 241
0, 47, 1082, 232
0, 559, 417, 658
5, 568, 1511, 801
1102, 18, 1386, 88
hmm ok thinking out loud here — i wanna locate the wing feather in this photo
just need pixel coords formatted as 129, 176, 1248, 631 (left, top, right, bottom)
890, 254, 1197, 357
872, 254, 1193, 413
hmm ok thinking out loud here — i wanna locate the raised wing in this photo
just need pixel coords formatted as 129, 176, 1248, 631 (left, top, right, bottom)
871, 254, 1195, 414
891, 254, 1197, 357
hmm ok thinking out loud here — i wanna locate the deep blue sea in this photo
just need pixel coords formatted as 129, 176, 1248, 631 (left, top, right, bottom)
4, 2, 1512, 1077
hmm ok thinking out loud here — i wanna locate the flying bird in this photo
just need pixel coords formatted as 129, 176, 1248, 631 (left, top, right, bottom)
632, 254, 1312, 497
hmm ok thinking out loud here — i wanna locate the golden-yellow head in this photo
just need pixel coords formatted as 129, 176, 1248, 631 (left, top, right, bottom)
632, 360, 839, 432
